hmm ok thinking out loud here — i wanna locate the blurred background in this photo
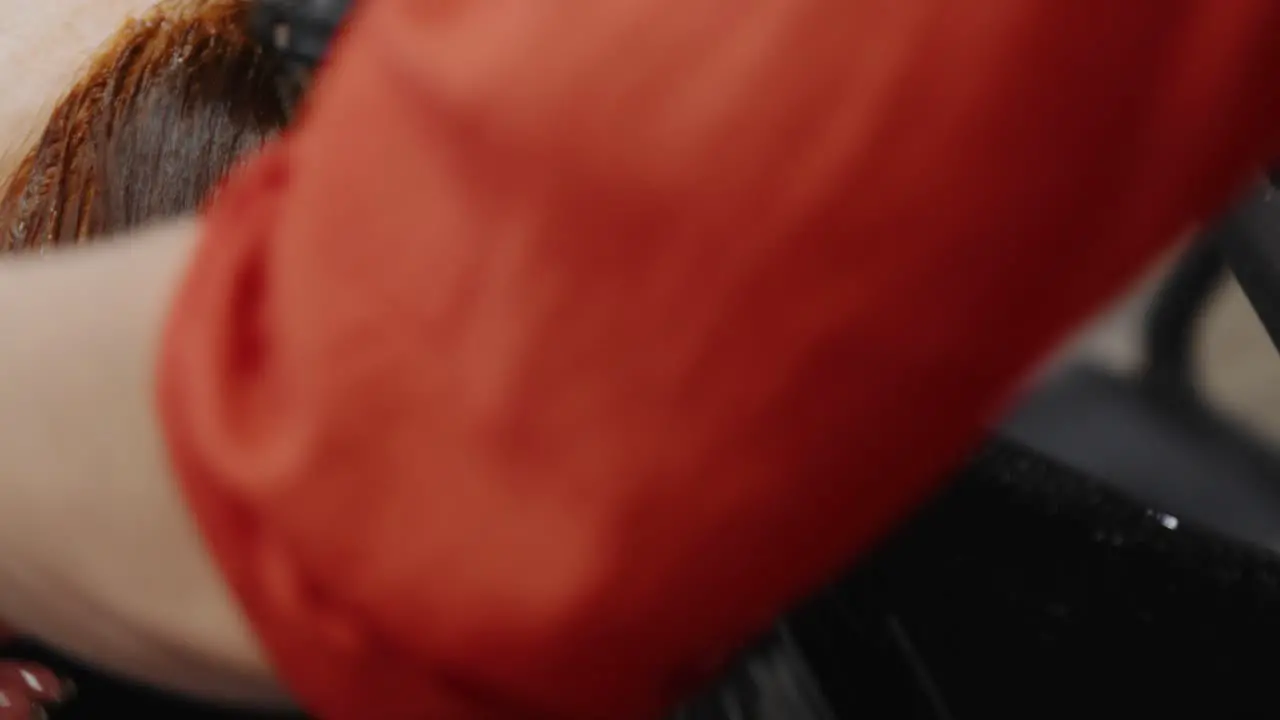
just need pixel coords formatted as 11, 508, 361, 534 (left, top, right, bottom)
1063, 251, 1280, 440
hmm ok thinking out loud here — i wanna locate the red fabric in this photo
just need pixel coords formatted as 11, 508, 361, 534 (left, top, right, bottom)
160, 0, 1280, 717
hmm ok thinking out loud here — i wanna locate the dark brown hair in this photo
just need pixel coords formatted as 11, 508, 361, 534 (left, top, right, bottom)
0, 0, 298, 252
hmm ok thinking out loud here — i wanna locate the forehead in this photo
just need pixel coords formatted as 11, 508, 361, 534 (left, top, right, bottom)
0, 1, 159, 177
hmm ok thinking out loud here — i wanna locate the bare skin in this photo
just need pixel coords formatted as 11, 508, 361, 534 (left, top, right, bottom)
0, 220, 284, 706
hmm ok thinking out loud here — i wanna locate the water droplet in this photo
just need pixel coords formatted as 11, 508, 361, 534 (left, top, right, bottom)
1147, 510, 1179, 530
20, 669, 42, 692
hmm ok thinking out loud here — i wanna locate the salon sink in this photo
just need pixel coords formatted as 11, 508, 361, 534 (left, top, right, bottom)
1003, 363, 1280, 552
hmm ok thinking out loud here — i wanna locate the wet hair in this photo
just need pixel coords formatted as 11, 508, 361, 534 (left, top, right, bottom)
0, 0, 298, 252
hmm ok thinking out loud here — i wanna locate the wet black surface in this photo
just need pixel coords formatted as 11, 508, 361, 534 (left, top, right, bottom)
790, 439, 1280, 720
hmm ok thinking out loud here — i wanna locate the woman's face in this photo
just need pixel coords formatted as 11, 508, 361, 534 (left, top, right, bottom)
0, 0, 157, 160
